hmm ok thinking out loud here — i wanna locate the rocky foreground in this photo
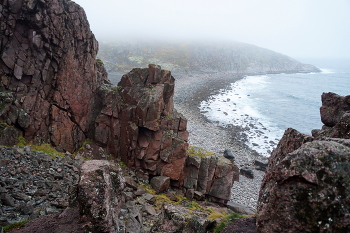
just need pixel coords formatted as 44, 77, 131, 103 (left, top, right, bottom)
256, 92, 350, 232
1, 0, 349, 232
0, 144, 244, 233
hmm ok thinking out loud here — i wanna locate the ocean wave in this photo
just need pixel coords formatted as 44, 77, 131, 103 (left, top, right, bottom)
320, 68, 335, 74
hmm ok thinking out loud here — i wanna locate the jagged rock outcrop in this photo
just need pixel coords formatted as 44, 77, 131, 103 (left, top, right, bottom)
0, 0, 109, 152
0, 0, 191, 184
312, 92, 350, 139
94, 64, 189, 182
257, 93, 350, 232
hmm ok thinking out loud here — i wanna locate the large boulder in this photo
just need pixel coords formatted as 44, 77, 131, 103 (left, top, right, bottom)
76, 160, 125, 233
313, 92, 350, 139
257, 129, 350, 232
320, 92, 350, 127
182, 146, 239, 203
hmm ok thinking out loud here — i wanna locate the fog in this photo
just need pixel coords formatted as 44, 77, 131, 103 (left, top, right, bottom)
73, 0, 350, 59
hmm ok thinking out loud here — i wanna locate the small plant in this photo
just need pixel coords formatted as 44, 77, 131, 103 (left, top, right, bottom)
214, 212, 245, 232
3, 220, 28, 232
153, 193, 186, 209
164, 129, 177, 138
16, 136, 27, 148
75, 138, 93, 153
208, 211, 226, 220
96, 58, 104, 66
161, 115, 173, 120
111, 86, 122, 92
118, 161, 127, 168
188, 201, 204, 211
31, 144, 64, 159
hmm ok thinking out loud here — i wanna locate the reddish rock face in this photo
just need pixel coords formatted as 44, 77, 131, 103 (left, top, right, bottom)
257, 101, 350, 232
94, 64, 189, 180
0, 0, 108, 152
0, 0, 235, 203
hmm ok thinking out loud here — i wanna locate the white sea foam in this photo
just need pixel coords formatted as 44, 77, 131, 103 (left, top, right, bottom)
200, 63, 350, 157
320, 68, 335, 74
200, 75, 284, 157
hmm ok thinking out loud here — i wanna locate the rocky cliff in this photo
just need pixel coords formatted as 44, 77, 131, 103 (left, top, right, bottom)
0, 0, 109, 152
0, 0, 237, 208
257, 92, 350, 232
97, 41, 320, 74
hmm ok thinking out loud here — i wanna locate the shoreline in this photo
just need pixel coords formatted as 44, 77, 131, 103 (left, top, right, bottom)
173, 71, 267, 211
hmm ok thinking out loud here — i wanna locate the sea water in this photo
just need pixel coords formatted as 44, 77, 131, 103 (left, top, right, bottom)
200, 59, 350, 156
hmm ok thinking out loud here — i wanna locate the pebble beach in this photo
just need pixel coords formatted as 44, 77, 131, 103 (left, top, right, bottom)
173, 71, 268, 211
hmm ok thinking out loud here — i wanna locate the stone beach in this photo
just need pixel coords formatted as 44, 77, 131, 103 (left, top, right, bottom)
172, 71, 268, 211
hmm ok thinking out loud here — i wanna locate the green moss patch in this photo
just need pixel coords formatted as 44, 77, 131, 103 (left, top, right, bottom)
17, 137, 64, 158
3, 220, 28, 232
188, 146, 215, 158
96, 58, 104, 66
214, 212, 245, 232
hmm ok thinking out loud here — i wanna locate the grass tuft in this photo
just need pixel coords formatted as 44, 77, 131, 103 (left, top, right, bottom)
214, 212, 245, 232
16, 137, 64, 158
3, 220, 28, 232
31, 144, 64, 158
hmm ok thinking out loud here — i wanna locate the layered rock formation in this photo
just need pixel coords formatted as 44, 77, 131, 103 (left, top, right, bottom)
0, 0, 189, 181
0, 0, 109, 152
94, 64, 189, 182
257, 93, 350, 232
183, 147, 239, 203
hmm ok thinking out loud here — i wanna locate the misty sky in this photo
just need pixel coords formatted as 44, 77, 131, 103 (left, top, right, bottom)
74, 0, 350, 59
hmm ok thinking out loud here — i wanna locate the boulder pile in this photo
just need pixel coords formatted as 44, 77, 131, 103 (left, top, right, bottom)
0, 146, 83, 226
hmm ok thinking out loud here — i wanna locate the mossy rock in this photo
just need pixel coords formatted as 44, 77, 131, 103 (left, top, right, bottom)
96, 58, 104, 66
188, 146, 215, 158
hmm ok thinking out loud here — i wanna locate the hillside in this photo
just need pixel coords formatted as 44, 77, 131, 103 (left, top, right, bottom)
98, 41, 320, 74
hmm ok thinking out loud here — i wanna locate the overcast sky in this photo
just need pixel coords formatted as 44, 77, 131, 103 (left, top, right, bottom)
74, 0, 350, 59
